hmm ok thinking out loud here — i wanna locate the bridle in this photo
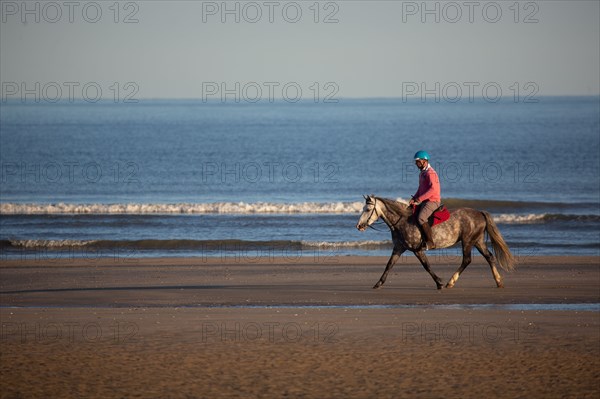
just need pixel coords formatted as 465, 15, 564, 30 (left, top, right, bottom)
364, 198, 379, 230
363, 197, 403, 232
364, 197, 389, 232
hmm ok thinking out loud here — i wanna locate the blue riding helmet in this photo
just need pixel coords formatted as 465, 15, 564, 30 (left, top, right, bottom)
414, 150, 430, 161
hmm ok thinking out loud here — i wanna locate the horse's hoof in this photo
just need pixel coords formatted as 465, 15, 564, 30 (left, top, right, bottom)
497, 283, 504, 288
436, 284, 443, 290
373, 283, 382, 289
445, 283, 454, 289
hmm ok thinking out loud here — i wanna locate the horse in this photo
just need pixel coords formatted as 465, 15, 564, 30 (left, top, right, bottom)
356, 195, 515, 290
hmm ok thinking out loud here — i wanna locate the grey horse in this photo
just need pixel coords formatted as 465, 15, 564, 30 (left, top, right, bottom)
356, 195, 516, 289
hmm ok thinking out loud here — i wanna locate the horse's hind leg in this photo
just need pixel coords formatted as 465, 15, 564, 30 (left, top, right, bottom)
414, 250, 443, 290
373, 247, 405, 289
445, 244, 473, 288
475, 240, 504, 288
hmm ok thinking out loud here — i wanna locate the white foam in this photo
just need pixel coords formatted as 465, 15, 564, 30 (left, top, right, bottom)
6, 238, 392, 250
0, 201, 369, 215
1, 202, 549, 224
493, 214, 546, 223
0, 198, 410, 215
301, 240, 392, 248
10, 239, 97, 248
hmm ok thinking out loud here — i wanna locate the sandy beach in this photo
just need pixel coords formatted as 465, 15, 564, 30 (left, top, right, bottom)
1, 255, 598, 398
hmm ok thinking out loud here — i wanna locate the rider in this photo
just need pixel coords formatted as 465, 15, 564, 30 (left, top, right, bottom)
408, 150, 441, 250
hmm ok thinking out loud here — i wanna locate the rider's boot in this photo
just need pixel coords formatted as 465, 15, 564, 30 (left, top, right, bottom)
420, 223, 436, 250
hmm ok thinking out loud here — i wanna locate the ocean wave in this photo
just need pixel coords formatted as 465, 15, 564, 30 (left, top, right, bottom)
0, 201, 367, 215
1, 202, 596, 225
4, 239, 99, 248
3, 238, 597, 255
1, 239, 392, 251
300, 240, 392, 249
494, 214, 547, 223
0, 198, 550, 215
494, 213, 600, 224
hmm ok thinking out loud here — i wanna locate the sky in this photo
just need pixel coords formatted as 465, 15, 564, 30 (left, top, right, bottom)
1, 0, 599, 100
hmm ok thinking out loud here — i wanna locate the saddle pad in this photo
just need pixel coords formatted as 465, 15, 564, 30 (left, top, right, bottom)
411, 204, 451, 226
431, 206, 451, 226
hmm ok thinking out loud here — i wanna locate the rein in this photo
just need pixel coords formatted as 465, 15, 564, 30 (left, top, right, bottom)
366, 197, 404, 231
367, 221, 388, 232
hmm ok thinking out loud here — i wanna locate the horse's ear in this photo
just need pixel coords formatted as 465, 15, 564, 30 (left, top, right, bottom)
363, 195, 368, 200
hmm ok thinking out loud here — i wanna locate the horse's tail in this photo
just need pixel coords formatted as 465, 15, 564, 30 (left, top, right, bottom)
482, 211, 516, 272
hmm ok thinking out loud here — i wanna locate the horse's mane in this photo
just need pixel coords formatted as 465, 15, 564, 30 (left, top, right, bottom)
375, 197, 412, 218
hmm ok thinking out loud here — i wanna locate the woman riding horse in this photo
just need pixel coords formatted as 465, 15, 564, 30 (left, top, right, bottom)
409, 150, 440, 250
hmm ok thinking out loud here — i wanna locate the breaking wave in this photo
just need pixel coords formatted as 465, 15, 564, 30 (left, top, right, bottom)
4, 239, 98, 249
494, 213, 600, 224
0, 239, 393, 251
1, 201, 596, 224
0, 201, 366, 215
0, 198, 584, 215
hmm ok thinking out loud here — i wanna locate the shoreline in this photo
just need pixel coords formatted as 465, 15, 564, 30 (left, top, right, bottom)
2, 253, 597, 265
1, 255, 598, 306
1, 255, 599, 398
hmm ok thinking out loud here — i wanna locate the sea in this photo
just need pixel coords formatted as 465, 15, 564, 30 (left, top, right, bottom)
1, 97, 599, 261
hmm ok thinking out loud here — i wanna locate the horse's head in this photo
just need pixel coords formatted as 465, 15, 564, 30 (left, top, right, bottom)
356, 195, 380, 231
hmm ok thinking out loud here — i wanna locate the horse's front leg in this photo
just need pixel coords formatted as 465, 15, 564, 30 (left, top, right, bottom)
414, 250, 444, 290
373, 247, 405, 289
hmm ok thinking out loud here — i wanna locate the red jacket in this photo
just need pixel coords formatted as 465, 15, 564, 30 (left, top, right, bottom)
414, 165, 441, 203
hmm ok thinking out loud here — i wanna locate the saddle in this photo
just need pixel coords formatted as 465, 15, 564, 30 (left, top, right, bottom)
411, 204, 451, 227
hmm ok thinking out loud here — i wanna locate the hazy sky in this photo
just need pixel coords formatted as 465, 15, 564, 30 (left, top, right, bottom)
1, 0, 599, 99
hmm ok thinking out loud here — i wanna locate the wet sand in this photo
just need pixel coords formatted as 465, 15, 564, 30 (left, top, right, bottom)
1, 256, 599, 398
